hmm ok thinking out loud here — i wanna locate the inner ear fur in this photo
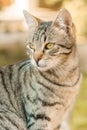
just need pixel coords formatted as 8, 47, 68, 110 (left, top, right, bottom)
23, 10, 42, 30
52, 8, 73, 27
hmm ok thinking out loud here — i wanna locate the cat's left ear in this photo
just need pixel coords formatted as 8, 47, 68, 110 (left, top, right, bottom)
52, 8, 72, 28
23, 10, 40, 32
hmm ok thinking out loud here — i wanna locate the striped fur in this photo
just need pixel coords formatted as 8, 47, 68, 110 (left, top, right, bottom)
0, 9, 82, 130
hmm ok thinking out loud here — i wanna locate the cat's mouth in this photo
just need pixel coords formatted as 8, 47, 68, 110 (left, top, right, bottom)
37, 61, 46, 68
31, 59, 47, 69
36, 60, 48, 71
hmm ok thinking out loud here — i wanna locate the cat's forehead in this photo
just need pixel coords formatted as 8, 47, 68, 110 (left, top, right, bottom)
33, 22, 52, 42
30, 21, 67, 44
38, 22, 52, 30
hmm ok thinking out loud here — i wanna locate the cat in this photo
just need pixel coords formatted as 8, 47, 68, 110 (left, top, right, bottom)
0, 8, 82, 130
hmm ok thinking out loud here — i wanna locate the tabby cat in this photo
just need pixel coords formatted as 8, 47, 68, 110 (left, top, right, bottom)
0, 9, 82, 130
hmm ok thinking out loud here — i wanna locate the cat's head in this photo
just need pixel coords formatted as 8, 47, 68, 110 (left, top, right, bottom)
23, 8, 76, 71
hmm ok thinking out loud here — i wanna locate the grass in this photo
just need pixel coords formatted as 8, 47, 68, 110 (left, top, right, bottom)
0, 44, 27, 66
71, 74, 87, 130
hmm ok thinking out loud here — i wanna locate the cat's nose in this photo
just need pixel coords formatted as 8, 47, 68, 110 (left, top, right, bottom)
33, 51, 44, 64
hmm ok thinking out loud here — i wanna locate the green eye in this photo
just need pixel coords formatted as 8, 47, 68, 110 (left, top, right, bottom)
45, 43, 54, 49
29, 43, 35, 50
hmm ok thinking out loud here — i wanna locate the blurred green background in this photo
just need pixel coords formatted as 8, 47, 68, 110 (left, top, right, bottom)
0, 0, 87, 130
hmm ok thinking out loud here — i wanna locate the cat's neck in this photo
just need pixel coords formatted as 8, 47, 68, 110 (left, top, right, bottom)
38, 53, 80, 87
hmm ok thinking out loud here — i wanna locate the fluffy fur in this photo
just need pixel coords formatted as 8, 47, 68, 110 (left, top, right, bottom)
0, 9, 82, 130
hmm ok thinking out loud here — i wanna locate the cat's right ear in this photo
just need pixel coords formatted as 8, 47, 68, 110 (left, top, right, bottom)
23, 10, 38, 31
52, 8, 72, 28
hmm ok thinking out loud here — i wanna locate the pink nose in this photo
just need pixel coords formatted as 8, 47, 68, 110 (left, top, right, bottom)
33, 51, 44, 63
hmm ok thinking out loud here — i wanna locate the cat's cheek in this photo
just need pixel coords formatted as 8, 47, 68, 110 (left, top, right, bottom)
26, 49, 33, 56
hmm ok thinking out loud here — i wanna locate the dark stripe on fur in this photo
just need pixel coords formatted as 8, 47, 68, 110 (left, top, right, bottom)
38, 98, 64, 107
0, 102, 20, 118
38, 81, 54, 93
29, 113, 50, 121
0, 124, 9, 130
30, 81, 36, 92
0, 115, 4, 120
18, 61, 30, 71
0, 115, 9, 130
5, 115, 19, 129
0, 70, 15, 110
37, 129, 44, 130
27, 122, 35, 129
8, 65, 13, 81
74, 72, 81, 86
26, 94, 36, 104
39, 70, 80, 87
39, 71, 66, 87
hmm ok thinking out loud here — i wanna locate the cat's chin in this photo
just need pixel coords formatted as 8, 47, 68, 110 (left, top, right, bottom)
37, 60, 46, 67
37, 61, 53, 71
37, 64, 52, 71
31, 59, 47, 71
31, 59, 53, 71
37, 66, 48, 71
37, 63, 47, 71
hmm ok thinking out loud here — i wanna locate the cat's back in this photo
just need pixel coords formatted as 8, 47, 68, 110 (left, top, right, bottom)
0, 63, 28, 130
